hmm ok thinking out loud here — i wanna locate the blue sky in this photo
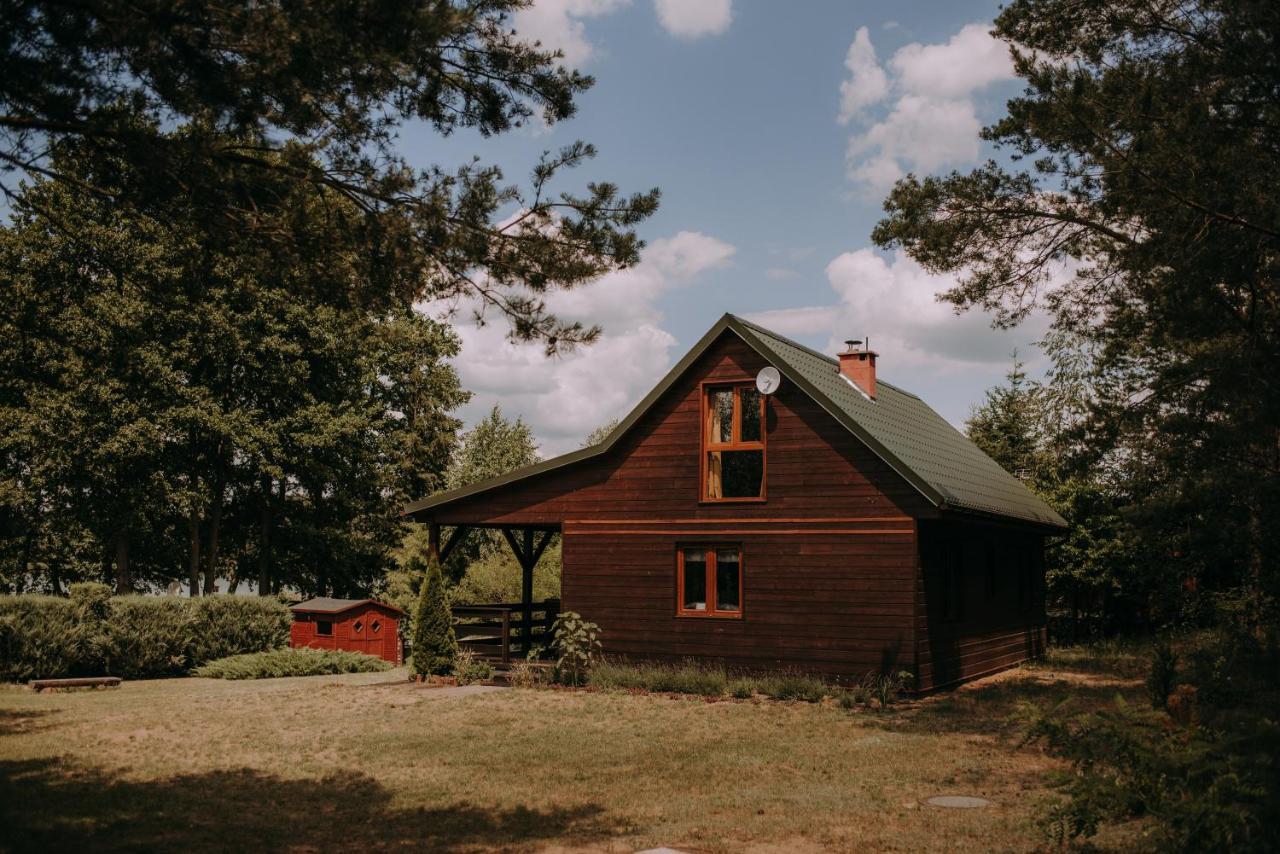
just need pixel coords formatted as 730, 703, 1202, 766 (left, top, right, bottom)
408, 0, 1044, 455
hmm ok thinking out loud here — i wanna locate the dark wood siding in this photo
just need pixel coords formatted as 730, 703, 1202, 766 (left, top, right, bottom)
431, 334, 929, 679
914, 519, 1047, 691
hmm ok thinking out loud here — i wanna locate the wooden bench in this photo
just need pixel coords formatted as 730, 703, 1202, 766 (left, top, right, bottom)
29, 676, 122, 692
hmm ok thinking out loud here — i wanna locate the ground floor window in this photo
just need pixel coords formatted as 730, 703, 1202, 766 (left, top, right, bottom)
316, 620, 333, 636
677, 545, 743, 618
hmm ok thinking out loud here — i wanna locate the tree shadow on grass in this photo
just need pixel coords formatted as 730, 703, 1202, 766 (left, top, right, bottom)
0, 708, 57, 737
867, 669, 1145, 739
0, 757, 617, 853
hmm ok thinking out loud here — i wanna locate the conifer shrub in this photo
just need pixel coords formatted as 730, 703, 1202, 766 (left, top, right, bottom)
410, 554, 456, 677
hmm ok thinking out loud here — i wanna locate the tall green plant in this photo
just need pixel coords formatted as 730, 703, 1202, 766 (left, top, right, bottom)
410, 555, 456, 677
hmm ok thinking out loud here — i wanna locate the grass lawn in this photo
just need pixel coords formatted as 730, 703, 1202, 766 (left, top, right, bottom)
0, 646, 1150, 853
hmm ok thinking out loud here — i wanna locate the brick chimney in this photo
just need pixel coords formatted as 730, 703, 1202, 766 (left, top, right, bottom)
838, 339, 878, 399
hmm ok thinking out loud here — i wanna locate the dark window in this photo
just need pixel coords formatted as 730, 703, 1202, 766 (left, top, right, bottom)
316, 620, 333, 636
678, 545, 743, 618
352, 619, 364, 633
371, 620, 381, 634
703, 384, 766, 501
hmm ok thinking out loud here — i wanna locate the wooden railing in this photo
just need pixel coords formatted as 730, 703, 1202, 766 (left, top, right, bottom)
452, 599, 559, 663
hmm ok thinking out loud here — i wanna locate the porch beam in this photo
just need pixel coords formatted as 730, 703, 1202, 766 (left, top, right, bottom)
439, 525, 470, 564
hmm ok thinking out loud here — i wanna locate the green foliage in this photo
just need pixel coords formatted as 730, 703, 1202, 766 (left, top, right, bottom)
0, 2, 659, 355
1028, 631, 1280, 850
727, 677, 758, 699
757, 672, 830, 703
506, 653, 547, 689
837, 686, 873, 710
451, 543, 562, 605
551, 611, 602, 686
874, 0, 1280, 632
451, 649, 494, 686
410, 555, 455, 677
588, 659, 728, 696
194, 648, 391, 680
0, 593, 289, 681
1148, 638, 1179, 709
863, 670, 913, 710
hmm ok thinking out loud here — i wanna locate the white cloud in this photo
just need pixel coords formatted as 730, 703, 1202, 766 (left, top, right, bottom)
889, 23, 1013, 99
838, 23, 1016, 194
654, 0, 732, 39
838, 27, 889, 124
425, 231, 735, 455
748, 249, 1050, 375
513, 0, 631, 66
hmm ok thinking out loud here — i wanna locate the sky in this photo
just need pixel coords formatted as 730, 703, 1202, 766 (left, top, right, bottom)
406, 0, 1045, 456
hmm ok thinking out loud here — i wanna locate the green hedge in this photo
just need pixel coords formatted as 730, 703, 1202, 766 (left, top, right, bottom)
0, 584, 291, 682
194, 647, 393, 680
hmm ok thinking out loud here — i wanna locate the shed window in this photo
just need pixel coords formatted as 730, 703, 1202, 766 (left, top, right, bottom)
371, 620, 381, 634
316, 620, 333, 636
677, 545, 743, 618
702, 384, 765, 501
352, 620, 364, 633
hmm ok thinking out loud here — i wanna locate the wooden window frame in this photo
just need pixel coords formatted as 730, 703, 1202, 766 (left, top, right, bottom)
676, 543, 745, 619
699, 380, 767, 503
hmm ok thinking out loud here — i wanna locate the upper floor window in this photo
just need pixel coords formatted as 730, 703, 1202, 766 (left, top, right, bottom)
702, 383, 765, 501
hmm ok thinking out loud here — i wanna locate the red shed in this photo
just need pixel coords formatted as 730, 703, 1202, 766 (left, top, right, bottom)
289, 598, 404, 664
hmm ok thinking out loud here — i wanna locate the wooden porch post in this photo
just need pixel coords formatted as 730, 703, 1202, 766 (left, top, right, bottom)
427, 521, 441, 562
521, 529, 535, 654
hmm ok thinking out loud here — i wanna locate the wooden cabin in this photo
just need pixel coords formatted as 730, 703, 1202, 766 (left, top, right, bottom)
290, 598, 404, 664
406, 314, 1066, 692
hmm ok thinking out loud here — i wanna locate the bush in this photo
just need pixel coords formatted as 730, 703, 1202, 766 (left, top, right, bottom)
838, 685, 873, 709
758, 671, 830, 703
864, 669, 913, 710
410, 553, 456, 677
551, 611, 601, 685
452, 649, 494, 685
506, 655, 545, 689
194, 648, 392, 680
0, 590, 290, 682
1028, 630, 1280, 851
727, 677, 759, 699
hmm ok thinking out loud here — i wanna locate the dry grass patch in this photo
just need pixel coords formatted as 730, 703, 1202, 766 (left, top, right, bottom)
0, 650, 1148, 853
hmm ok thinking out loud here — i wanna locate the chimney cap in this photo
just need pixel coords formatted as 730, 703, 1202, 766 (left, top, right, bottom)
844, 339, 862, 352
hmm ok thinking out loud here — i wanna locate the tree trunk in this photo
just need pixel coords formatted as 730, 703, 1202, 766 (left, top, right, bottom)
1247, 498, 1264, 638
113, 529, 131, 594
257, 473, 272, 596
203, 462, 225, 595
188, 505, 202, 596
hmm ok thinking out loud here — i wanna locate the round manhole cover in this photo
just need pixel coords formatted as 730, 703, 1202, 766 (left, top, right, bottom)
924, 795, 993, 809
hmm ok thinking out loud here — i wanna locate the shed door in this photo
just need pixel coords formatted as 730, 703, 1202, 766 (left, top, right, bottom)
349, 612, 386, 659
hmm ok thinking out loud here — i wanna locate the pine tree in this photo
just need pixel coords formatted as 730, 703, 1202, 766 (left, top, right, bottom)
410, 554, 456, 678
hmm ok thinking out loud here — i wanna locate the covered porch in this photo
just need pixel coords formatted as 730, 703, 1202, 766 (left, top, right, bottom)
425, 520, 561, 663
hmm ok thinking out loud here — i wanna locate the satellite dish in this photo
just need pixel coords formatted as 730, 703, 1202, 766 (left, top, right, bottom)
756, 366, 781, 395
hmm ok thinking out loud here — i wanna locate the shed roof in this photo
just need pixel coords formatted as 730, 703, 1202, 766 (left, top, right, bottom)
290, 598, 405, 616
405, 314, 1066, 530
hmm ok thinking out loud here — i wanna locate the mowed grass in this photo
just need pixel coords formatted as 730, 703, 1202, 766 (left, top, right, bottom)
0, 648, 1148, 853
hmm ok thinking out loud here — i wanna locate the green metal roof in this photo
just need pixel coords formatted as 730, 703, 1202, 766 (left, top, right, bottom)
405, 313, 1067, 530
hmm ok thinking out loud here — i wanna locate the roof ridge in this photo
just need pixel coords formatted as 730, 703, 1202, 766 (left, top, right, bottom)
729, 314, 920, 400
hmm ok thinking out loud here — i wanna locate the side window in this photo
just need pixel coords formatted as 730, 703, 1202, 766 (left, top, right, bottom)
316, 620, 333, 636
702, 384, 765, 501
678, 545, 743, 618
